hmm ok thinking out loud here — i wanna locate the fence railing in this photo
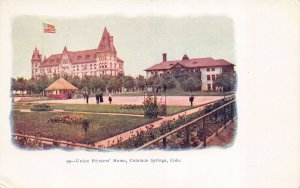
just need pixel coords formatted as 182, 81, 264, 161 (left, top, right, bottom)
12, 133, 109, 151
134, 99, 237, 150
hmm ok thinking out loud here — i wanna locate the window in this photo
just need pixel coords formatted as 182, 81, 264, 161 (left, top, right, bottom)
206, 68, 210, 71
212, 75, 215, 81
208, 84, 211, 91
77, 56, 82, 60
212, 67, 215, 71
85, 55, 90, 59
207, 75, 211, 80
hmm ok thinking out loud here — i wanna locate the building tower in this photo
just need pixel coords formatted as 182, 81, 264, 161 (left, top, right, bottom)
31, 47, 42, 78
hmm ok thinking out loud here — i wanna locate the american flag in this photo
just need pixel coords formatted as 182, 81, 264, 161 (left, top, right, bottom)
43, 23, 56, 33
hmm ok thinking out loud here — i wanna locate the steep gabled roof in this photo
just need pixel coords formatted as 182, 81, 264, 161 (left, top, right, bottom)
45, 78, 78, 91
39, 27, 120, 67
97, 27, 116, 53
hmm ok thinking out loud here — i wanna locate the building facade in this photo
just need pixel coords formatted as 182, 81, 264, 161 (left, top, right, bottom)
144, 53, 234, 91
31, 27, 124, 78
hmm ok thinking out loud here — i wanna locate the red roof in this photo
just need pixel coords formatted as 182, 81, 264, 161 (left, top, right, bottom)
38, 27, 120, 68
144, 57, 234, 71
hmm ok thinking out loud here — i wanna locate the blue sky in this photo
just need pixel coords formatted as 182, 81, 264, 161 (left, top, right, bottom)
12, 16, 235, 78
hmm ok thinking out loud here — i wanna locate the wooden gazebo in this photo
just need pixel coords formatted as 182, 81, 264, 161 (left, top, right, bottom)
45, 78, 78, 99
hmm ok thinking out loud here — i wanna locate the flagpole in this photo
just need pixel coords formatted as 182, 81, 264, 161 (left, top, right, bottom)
41, 21, 44, 60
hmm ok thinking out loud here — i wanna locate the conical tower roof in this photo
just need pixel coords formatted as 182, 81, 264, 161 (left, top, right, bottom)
32, 47, 42, 61
97, 27, 116, 53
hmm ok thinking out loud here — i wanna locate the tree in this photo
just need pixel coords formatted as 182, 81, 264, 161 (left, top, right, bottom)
26, 78, 37, 94
135, 75, 146, 92
176, 75, 201, 92
214, 71, 237, 92
164, 76, 177, 91
15, 77, 27, 94
35, 75, 51, 94
89, 76, 107, 93
69, 75, 81, 90
123, 75, 135, 92
81, 75, 91, 94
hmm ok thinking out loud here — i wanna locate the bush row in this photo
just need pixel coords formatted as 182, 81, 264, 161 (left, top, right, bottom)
113, 97, 235, 149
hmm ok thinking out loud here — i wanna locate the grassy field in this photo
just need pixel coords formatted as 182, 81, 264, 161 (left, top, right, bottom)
12, 103, 192, 116
12, 111, 158, 144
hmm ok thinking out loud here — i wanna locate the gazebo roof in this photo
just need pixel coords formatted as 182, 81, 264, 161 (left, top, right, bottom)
45, 78, 78, 91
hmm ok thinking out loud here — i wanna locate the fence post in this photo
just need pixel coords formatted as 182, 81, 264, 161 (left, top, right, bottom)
214, 111, 219, 137
185, 127, 190, 146
162, 137, 167, 149
223, 105, 227, 128
203, 118, 206, 147
203, 125, 207, 147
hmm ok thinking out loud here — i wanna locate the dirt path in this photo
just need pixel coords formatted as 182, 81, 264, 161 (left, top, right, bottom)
33, 96, 223, 106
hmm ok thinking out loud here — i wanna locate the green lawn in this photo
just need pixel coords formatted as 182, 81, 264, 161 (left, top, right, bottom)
13, 103, 192, 116
12, 111, 158, 144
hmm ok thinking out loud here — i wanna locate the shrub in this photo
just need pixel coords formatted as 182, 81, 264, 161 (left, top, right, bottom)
31, 103, 53, 111
120, 104, 144, 110
158, 103, 167, 116
143, 96, 158, 119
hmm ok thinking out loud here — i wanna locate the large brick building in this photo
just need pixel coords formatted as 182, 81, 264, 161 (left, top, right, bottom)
31, 27, 124, 78
144, 53, 234, 91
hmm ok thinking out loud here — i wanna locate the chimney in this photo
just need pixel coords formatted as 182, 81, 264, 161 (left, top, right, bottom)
162, 53, 167, 62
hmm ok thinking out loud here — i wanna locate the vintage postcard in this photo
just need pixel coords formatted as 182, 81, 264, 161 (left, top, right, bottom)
0, 0, 299, 188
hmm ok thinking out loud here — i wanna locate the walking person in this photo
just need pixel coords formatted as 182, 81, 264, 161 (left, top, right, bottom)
99, 92, 103, 103
96, 93, 99, 104
189, 94, 194, 107
108, 93, 112, 104
86, 93, 89, 104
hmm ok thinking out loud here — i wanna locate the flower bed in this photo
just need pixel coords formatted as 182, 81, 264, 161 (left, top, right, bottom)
30, 103, 53, 111
48, 114, 84, 125
120, 104, 144, 110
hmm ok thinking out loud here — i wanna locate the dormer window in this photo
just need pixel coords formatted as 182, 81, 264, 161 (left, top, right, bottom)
77, 56, 82, 60
85, 55, 90, 59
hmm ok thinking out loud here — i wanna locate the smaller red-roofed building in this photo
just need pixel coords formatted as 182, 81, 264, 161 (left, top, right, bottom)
144, 53, 235, 91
